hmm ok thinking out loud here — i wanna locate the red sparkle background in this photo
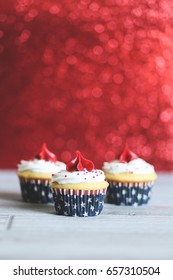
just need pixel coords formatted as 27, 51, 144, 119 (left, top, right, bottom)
1, 0, 173, 170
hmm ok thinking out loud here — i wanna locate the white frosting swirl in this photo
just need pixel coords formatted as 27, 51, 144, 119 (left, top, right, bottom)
18, 159, 66, 173
103, 158, 155, 174
51, 169, 106, 184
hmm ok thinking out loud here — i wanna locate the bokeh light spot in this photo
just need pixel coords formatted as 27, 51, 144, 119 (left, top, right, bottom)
66, 55, 78, 65
92, 87, 103, 98
93, 45, 103, 55
94, 24, 105, 33
155, 56, 165, 69
107, 39, 118, 49
111, 94, 121, 105
49, 5, 60, 15
162, 84, 172, 97
89, 2, 100, 11
99, 71, 112, 83
113, 73, 124, 84
105, 151, 115, 162
160, 109, 173, 122
16, 29, 31, 44
140, 118, 151, 129
61, 151, 72, 163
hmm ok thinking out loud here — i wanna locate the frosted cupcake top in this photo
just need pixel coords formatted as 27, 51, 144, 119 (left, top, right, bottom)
18, 159, 66, 173
18, 143, 66, 173
51, 151, 106, 184
103, 145, 155, 175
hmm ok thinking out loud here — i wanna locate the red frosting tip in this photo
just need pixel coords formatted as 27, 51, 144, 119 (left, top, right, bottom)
119, 144, 138, 163
35, 143, 57, 162
66, 150, 95, 172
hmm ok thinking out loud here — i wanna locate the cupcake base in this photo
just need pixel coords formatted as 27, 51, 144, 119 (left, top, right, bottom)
19, 177, 53, 203
106, 181, 154, 206
52, 188, 106, 217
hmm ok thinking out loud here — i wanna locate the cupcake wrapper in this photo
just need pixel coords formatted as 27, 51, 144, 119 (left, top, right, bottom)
52, 188, 107, 217
106, 181, 154, 206
19, 177, 53, 203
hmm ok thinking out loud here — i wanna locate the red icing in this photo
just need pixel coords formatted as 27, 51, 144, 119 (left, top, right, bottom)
66, 151, 94, 172
35, 143, 57, 162
119, 145, 138, 163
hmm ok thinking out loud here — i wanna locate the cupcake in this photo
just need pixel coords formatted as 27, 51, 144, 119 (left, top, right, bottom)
50, 151, 108, 217
103, 145, 157, 206
17, 143, 66, 203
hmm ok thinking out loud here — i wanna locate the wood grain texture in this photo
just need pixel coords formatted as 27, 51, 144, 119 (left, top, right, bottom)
0, 171, 173, 260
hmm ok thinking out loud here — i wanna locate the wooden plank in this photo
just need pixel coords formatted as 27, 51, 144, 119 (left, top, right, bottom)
0, 171, 173, 260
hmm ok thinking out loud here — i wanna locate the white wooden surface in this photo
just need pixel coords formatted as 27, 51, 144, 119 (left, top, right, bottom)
0, 170, 173, 260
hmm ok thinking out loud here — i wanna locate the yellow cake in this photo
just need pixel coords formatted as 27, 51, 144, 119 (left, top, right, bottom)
17, 143, 66, 203
102, 145, 157, 206
50, 150, 108, 217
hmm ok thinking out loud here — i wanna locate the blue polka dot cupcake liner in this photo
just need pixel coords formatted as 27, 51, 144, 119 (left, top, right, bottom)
52, 188, 107, 217
106, 181, 154, 206
18, 177, 53, 203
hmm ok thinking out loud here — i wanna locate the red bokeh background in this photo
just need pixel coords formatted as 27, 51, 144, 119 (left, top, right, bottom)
1, 0, 173, 170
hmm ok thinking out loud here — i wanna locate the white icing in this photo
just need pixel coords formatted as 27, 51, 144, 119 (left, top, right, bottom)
102, 158, 155, 174
51, 169, 106, 184
18, 159, 66, 173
